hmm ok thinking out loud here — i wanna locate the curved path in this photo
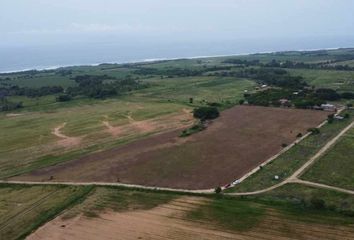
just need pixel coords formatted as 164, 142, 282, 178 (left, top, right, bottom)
52, 123, 81, 147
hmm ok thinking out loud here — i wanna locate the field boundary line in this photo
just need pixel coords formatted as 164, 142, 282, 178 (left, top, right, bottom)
0, 180, 215, 194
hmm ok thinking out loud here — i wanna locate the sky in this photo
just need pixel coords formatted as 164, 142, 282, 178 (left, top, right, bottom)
1, 0, 354, 72
1, 0, 354, 47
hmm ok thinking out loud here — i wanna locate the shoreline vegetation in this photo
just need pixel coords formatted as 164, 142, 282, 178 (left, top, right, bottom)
0, 47, 348, 75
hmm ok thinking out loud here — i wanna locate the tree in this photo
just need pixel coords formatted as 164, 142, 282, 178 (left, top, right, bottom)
193, 107, 220, 121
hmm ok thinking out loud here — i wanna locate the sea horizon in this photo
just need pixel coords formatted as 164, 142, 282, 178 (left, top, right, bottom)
0, 45, 350, 74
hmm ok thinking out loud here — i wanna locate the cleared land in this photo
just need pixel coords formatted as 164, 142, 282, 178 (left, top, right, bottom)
12, 106, 327, 189
302, 126, 354, 190
27, 188, 354, 240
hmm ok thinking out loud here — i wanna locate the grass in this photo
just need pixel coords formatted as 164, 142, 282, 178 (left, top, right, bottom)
251, 183, 354, 220
0, 96, 189, 179
302, 126, 354, 190
187, 196, 265, 231
187, 188, 354, 233
226, 110, 354, 193
1, 74, 252, 179
62, 187, 177, 219
1, 183, 354, 239
288, 68, 354, 92
0, 184, 93, 240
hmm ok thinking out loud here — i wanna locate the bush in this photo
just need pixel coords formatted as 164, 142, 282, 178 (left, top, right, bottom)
281, 143, 288, 148
56, 94, 72, 102
327, 114, 335, 124
180, 123, 206, 137
239, 99, 245, 105
214, 186, 222, 194
296, 133, 303, 138
307, 128, 320, 134
310, 197, 326, 210
341, 92, 354, 99
193, 106, 220, 121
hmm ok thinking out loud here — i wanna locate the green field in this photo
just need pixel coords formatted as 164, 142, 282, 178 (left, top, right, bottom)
302, 127, 354, 190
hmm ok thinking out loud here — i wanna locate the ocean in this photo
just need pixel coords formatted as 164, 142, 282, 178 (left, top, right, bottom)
1, 37, 353, 73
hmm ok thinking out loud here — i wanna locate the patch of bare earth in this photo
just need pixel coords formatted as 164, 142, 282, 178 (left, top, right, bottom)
52, 123, 81, 148
5, 113, 23, 117
13, 106, 328, 189
27, 197, 354, 240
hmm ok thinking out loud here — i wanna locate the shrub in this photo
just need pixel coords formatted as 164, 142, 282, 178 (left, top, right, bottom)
56, 94, 72, 102
193, 106, 220, 121
214, 186, 222, 194
239, 99, 245, 105
180, 123, 206, 137
310, 197, 326, 210
307, 128, 320, 134
296, 133, 303, 138
327, 114, 335, 124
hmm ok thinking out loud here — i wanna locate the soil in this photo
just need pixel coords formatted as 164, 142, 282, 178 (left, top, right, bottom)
27, 196, 354, 240
13, 106, 328, 190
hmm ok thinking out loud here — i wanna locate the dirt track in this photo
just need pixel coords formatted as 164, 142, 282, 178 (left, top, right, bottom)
12, 106, 328, 190
52, 123, 81, 148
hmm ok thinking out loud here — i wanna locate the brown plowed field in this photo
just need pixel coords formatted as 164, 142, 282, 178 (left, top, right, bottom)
27, 197, 354, 240
12, 106, 328, 189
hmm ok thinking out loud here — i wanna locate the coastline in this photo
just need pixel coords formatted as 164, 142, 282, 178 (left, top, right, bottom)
0, 46, 345, 74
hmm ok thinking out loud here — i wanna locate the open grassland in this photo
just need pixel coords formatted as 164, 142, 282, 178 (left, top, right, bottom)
11, 106, 327, 189
302, 126, 354, 190
0, 184, 92, 240
227, 109, 354, 193
288, 69, 354, 92
25, 186, 354, 240
0, 75, 253, 180
0, 97, 193, 179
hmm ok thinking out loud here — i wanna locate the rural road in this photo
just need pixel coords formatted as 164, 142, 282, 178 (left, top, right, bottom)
229, 119, 354, 196
1, 119, 353, 197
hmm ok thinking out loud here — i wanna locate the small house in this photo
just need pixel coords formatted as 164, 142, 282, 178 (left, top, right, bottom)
321, 104, 337, 112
